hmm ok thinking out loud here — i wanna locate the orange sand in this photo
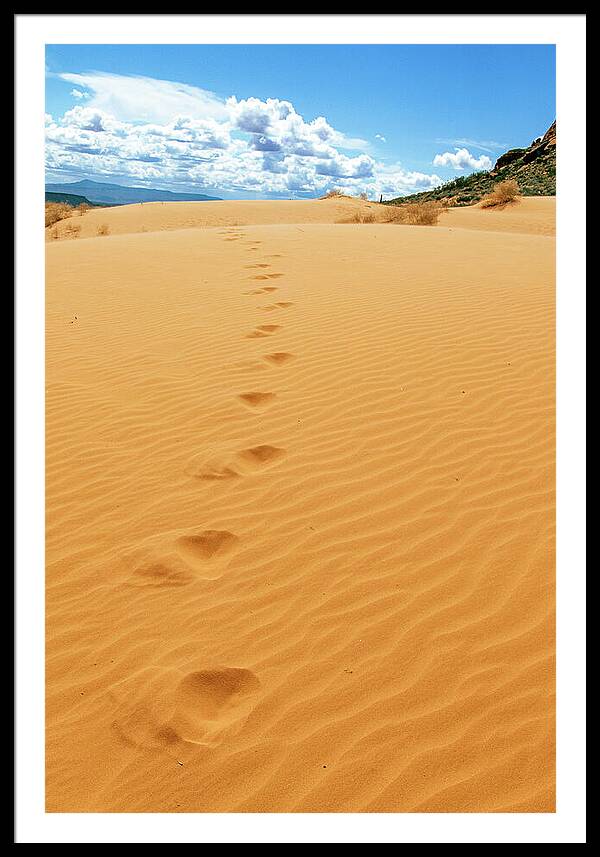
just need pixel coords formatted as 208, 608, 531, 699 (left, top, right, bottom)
46, 196, 555, 812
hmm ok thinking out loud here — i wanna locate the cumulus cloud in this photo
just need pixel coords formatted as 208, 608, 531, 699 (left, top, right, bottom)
375, 134, 386, 143
315, 153, 374, 179
46, 72, 442, 199
433, 147, 492, 171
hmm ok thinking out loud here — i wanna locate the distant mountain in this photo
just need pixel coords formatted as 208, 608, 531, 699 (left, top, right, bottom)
44, 179, 222, 206
385, 121, 556, 207
45, 191, 108, 207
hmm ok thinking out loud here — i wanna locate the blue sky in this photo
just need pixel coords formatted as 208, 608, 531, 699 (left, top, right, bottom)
45, 44, 555, 200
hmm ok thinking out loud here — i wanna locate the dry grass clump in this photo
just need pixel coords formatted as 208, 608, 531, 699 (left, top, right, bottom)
321, 188, 344, 199
338, 211, 376, 224
76, 203, 91, 216
384, 201, 443, 226
479, 180, 520, 209
63, 223, 81, 238
97, 223, 110, 236
45, 202, 73, 228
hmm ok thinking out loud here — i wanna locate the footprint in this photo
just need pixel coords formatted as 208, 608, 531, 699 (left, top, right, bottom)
112, 666, 260, 750
128, 561, 194, 589
245, 286, 278, 295
238, 391, 276, 409
188, 464, 240, 481
168, 668, 260, 744
176, 530, 238, 564
238, 445, 286, 467
245, 324, 281, 339
125, 529, 238, 588
264, 352, 295, 365
251, 273, 284, 280
261, 302, 294, 312
185, 446, 284, 485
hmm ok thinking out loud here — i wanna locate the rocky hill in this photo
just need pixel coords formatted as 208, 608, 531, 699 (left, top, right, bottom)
386, 121, 556, 207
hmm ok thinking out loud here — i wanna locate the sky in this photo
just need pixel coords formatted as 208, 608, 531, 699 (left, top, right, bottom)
45, 44, 555, 200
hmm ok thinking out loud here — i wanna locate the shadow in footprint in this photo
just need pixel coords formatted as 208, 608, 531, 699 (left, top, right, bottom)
167, 668, 261, 745
238, 391, 276, 409
176, 530, 238, 565
264, 352, 295, 365
238, 445, 286, 467
261, 302, 294, 311
189, 464, 240, 481
128, 561, 194, 589
245, 324, 281, 339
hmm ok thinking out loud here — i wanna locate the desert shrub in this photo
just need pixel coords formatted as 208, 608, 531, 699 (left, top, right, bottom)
480, 180, 520, 208
76, 203, 91, 216
321, 188, 343, 199
45, 202, 73, 228
359, 191, 369, 201
338, 211, 376, 224
97, 223, 110, 236
64, 223, 81, 238
384, 201, 442, 226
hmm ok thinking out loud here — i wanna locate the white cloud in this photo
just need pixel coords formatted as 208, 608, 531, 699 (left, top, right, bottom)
46, 73, 442, 199
433, 147, 492, 172
70, 88, 88, 99
450, 138, 505, 154
315, 153, 374, 179
58, 72, 229, 124
375, 134, 386, 143
435, 138, 505, 155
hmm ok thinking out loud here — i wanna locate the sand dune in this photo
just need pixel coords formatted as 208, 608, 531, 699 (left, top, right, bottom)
46, 194, 556, 240
46, 196, 555, 812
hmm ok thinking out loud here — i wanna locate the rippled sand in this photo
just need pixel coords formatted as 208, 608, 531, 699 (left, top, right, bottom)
46, 196, 555, 812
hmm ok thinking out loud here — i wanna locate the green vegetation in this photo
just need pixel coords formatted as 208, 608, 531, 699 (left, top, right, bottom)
385, 121, 556, 208
45, 191, 106, 207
